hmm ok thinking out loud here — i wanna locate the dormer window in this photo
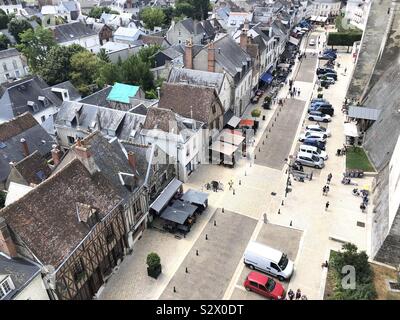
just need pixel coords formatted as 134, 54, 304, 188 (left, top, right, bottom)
27, 101, 39, 112
0, 276, 15, 300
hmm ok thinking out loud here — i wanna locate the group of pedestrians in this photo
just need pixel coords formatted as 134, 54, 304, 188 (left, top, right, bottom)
287, 288, 307, 300
323, 173, 332, 211
289, 87, 301, 98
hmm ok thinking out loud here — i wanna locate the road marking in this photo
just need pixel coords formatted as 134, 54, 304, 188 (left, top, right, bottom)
235, 284, 247, 292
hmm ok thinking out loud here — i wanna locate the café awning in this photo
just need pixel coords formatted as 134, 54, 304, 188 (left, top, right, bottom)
150, 178, 182, 213
160, 207, 191, 225
348, 106, 380, 121
180, 189, 208, 206
260, 71, 273, 84
210, 140, 239, 156
170, 200, 197, 216
344, 122, 359, 137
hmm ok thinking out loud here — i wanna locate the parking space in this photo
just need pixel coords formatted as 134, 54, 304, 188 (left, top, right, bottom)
231, 224, 303, 300
159, 209, 257, 300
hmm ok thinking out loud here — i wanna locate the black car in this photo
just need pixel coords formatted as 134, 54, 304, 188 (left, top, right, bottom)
316, 68, 336, 75
312, 104, 334, 116
318, 72, 337, 81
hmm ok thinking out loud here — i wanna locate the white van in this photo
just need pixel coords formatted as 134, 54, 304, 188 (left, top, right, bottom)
243, 241, 294, 281
299, 144, 328, 160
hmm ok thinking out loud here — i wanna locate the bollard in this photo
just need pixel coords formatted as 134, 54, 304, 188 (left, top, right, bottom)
239, 180, 242, 185
290, 220, 292, 226
282, 200, 284, 206
278, 209, 281, 214
222, 207, 224, 213
196, 250, 199, 256
185, 267, 188, 273
259, 147, 261, 152
206, 234, 208, 240
233, 189, 235, 195
173, 286, 176, 293
214, 220, 217, 226
254, 154, 257, 160
262, 140, 264, 145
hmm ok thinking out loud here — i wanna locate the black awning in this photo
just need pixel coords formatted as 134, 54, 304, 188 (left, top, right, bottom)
180, 189, 209, 206
170, 200, 198, 216
150, 178, 183, 213
160, 206, 191, 225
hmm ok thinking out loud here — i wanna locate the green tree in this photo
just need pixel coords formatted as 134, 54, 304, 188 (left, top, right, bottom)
0, 9, 9, 29
174, 2, 195, 19
327, 32, 362, 52
17, 26, 56, 72
122, 54, 154, 91
8, 18, 33, 43
97, 48, 111, 63
96, 62, 121, 88
137, 45, 161, 67
140, 7, 165, 30
0, 33, 10, 50
88, 6, 118, 19
69, 51, 100, 96
162, 7, 174, 26
175, 0, 210, 20
38, 45, 85, 85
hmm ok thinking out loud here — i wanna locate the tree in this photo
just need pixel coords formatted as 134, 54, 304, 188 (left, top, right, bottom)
0, 9, 9, 29
0, 33, 10, 50
97, 48, 111, 63
69, 51, 100, 96
137, 45, 161, 67
88, 6, 118, 19
17, 26, 56, 72
38, 45, 85, 85
96, 62, 121, 88
174, 2, 195, 19
0, 190, 6, 209
140, 7, 165, 31
122, 54, 154, 91
327, 32, 362, 52
8, 18, 33, 43
175, 0, 210, 20
162, 7, 174, 26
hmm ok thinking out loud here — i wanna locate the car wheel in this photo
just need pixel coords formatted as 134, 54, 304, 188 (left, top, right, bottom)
248, 264, 255, 270
245, 286, 251, 292
278, 276, 285, 282
323, 119, 328, 122
309, 117, 314, 121
315, 165, 321, 169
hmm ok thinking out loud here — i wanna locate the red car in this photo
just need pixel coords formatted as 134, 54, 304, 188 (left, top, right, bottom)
243, 271, 286, 300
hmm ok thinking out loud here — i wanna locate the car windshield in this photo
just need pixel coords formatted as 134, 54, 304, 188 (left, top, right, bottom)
266, 278, 276, 292
278, 254, 289, 269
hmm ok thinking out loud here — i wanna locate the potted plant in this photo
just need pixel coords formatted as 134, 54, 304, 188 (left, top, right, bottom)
317, 93, 323, 98
147, 252, 162, 279
251, 108, 261, 118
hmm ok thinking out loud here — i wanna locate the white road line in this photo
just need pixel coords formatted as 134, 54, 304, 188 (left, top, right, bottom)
235, 284, 247, 292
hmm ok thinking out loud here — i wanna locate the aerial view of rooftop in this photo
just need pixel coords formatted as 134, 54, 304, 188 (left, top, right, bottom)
0, 0, 399, 314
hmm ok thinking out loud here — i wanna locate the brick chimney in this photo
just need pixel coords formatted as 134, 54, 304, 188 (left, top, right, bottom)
0, 217, 17, 258
51, 144, 62, 166
20, 138, 29, 157
184, 38, 193, 69
207, 41, 216, 72
74, 139, 91, 159
128, 151, 136, 173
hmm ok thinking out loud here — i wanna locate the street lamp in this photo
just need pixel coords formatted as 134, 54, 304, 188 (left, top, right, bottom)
176, 142, 183, 181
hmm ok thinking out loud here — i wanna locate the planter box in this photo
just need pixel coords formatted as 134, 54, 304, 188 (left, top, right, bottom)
147, 265, 162, 279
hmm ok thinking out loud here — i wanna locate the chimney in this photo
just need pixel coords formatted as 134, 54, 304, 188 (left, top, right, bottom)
74, 139, 91, 159
128, 151, 136, 173
20, 138, 29, 157
208, 41, 216, 72
51, 144, 61, 166
0, 217, 17, 258
240, 28, 248, 50
184, 38, 193, 69
244, 18, 249, 31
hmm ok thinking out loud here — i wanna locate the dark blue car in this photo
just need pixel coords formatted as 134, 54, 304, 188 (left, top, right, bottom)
303, 138, 326, 151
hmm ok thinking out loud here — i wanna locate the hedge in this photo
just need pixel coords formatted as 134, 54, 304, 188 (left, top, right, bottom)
327, 32, 362, 47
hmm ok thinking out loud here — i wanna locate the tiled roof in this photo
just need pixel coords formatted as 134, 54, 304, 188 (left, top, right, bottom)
12, 150, 52, 185
0, 159, 122, 267
0, 112, 38, 142
167, 67, 224, 91
52, 21, 98, 44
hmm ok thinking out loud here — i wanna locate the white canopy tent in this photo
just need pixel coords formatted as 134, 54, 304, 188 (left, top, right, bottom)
344, 122, 359, 137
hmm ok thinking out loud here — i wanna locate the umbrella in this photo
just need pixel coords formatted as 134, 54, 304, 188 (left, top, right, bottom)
362, 185, 370, 191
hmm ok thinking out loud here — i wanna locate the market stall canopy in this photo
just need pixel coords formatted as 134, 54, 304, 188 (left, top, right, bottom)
239, 119, 254, 127
210, 140, 238, 156
150, 178, 183, 213
344, 122, 359, 137
219, 129, 245, 146
348, 106, 381, 121
289, 36, 300, 46
170, 200, 197, 216
180, 189, 208, 206
160, 207, 191, 225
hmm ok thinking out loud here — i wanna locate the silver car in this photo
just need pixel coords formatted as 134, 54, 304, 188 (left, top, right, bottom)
296, 151, 325, 169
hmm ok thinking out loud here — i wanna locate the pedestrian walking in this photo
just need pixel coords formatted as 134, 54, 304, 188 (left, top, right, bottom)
325, 185, 330, 195
327, 173, 332, 184
288, 289, 295, 300
344, 67, 347, 74
325, 201, 330, 211
228, 180, 233, 190
297, 89, 301, 96
322, 185, 327, 196
296, 289, 302, 300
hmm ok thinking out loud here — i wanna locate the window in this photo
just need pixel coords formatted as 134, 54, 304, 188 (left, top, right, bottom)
67, 136, 75, 144
15, 70, 20, 78
3, 63, 7, 71
249, 281, 258, 288
105, 224, 114, 243
73, 259, 85, 281
0, 277, 14, 300
212, 104, 216, 114
270, 262, 280, 272
41, 115, 46, 123
12, 60, 17, 69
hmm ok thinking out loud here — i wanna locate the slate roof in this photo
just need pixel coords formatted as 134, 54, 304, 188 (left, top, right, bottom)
138, 34, 170, 47
0, 159, 122, 267
167, 67, 224, 92
180, 18, 206, 36
55, 101, 146, 141
0, 113, 54, 182
51, 81, 81, 101
158, 82, 223, 125
52, 21, 98, 44
79, 86, 113, 107
0, 76, 62, 117
55, 131, 140, 198
160, 43, 203, 60
211, 34, 251, 79
12, 150, 52, 185
0, 254, 41, 300
0, 48, 20, 60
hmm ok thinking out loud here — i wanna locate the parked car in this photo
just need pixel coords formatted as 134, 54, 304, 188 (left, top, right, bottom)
310, 104, 334, 116
310, 101, 332, 108
316, 68, 336, 75
319, 54, 336, 60
299, 131, 327, 143
318, 73, 337, 81
308, 111, 332, 122
296, 151, 325, 169
243, 241, 294, 281
244, 271, 286, 300
306, 124, 331, 137
311, 98, 329, 104
309, 39, 316, 46
303, 138, 326, 151
320, 79, 335, 88
299, 144, 328, 160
